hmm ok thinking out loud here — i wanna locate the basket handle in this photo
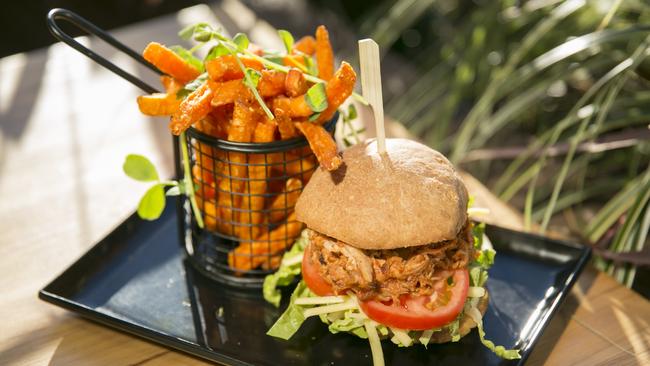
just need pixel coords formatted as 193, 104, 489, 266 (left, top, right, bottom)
46, 8, 161, 94
46, 8, 183, 202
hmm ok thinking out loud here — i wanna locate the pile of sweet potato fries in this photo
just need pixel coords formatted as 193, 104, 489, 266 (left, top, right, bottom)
135, 25, 356, 271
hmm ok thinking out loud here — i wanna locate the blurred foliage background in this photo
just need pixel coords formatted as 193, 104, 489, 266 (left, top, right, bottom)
263, 0, 650, 297
3, 0, 649, 296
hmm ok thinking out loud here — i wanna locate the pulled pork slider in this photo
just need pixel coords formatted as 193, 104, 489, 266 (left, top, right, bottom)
295, 138, 487, 340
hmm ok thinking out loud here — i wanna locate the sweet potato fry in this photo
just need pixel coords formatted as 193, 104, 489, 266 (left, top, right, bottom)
160, 75, 184, 93
260, 255, 282, 270
293, 35, 316, 55
236, 118, 277, 240
257, 70, 286, 97
316, 61, 357, 123
315, 25, 334, 81
228, 211, 303, 271
210, 70, 286, 107
136, 75, 184, 116
142, 42, 201, 83
137, 93, 181, 116
169, 82, 213, 135
209, 79, 250, 107
199, 199, 218, 231
274, 108, 298, 139
192, 162, 215, 185
210, 104, 234, 125
272, 96, 312, 118
269, 149, 317, 178
295, 121, 342, 171
194, 112, 228, 139
215, 100, 259, 235
267, 178, 303, 223
206, 55, 264, 82
285, 68, 308, 97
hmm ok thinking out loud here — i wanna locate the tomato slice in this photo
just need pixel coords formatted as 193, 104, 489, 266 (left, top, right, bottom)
358, 269, 469, 330
302, 243, 334, 296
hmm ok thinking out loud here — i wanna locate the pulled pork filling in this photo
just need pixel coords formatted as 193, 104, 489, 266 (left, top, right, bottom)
307, 222, 474, 302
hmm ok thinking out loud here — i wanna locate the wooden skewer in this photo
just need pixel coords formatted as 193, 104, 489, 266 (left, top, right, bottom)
358, 39, 386, 154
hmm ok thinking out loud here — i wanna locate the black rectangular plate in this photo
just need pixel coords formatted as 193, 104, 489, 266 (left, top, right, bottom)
40, 198, 590, 366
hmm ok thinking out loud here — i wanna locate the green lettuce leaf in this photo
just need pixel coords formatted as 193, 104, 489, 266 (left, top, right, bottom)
266, 281, 312, 340
470, 266, 489, 287
477, 248, 496, 268
327, 310, 367, 337
263, 233, 308, 307
472, 222, 485, 250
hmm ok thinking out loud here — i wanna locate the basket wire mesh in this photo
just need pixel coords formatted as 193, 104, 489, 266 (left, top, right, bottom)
183, 117, 337, 287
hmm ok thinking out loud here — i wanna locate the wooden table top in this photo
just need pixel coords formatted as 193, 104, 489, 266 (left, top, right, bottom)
1, 3, 649, 365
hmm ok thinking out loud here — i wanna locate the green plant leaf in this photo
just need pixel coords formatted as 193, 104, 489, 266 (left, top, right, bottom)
165, 185, 181, 196
308, 112, 322, 122
205, 43, 230, 62
138, 184, 166, 220
177, 73, 208, 99
304, 55, 318, 76
263, 53, 285, 65
179, 22, 215, 42
123, 154, 159, 182
233, 33, 250, 50
278, 29, 294, 53
178, 23, 207, 40
346, 104, 358, 121
305, 83, 328, 113
169, 45, 204, 72
244, 68, 262, 88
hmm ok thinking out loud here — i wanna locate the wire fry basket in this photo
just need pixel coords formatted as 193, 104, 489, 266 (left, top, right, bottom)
182, 117, 337, 287
45, 8, 338, 288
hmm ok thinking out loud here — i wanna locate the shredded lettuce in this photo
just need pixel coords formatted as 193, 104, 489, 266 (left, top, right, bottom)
418, 329, 438, 348
390, 328, 413, 347
329, 313, 368, 338
472, 222, 485, 250
364, 320, 385, 366
263, 232, 308, 307
448, 318, 461, 342
465, 306, 521, 360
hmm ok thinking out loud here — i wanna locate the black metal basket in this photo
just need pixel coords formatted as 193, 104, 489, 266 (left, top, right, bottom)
46, 8, 337, 288
183, 117, 336, 287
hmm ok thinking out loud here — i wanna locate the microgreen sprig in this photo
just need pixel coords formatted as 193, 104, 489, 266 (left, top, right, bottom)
180, 131, 204, 228
341, 104, 364, 147
178, 23, 368, 105
123, 154, 180, 220
228, 32, 275, 119
123, 150, 204, 228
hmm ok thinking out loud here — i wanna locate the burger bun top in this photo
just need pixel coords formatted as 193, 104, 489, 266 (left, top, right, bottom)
295, 138, 468, 250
